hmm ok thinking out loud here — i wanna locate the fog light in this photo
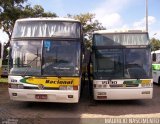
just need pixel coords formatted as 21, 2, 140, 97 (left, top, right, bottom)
68, 95, 73, 98
12, 93, 17, 96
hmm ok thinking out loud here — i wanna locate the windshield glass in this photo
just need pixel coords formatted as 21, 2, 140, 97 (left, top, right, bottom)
94, 49, 124, 79
125, 49, 151, 79
10, 40, 81, 76
12, 21, 80, 38
10, 41, 42, 76
93, 48, 151, 79
42, 40, 80, 76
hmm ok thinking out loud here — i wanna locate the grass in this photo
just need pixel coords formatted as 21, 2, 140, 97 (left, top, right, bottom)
0, 77, 8, 83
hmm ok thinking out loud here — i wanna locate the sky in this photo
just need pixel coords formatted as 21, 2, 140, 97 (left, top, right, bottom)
0, 0, 160, 44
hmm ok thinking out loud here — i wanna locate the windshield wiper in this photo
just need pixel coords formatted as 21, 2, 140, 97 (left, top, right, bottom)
22, 56, 40, 76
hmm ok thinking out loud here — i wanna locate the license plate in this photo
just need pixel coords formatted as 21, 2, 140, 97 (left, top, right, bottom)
35, 94, 47, 99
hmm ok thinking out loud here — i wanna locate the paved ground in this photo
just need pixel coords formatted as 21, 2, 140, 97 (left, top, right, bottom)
0, 83, 160, 124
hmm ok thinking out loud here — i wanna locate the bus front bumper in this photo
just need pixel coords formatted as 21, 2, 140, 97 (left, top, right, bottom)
8, 88, 79, 103
93, 88, 153, 100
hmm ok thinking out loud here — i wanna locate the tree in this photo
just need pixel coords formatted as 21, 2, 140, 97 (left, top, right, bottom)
67, 13, 106, 69
68, 13, 105, 50
0, 0, 57, 59
22, 5, 57, 18
150, 38, 160, 51
70, 13, 105, 34
0, 0, 26, 40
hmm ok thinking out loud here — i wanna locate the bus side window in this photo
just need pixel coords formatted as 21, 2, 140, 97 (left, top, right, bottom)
152, 53, 156, 62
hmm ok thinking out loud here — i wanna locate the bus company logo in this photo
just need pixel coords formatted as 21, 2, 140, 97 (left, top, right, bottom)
38, 84, 44, 90
102, 80, 117, 85
45, 80, 73, 85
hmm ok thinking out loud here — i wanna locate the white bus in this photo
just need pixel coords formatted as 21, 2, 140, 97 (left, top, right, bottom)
152, 50, 160, 84
90, 30, 153, 100
0, 43, 2, 76
8, 18, 83, 103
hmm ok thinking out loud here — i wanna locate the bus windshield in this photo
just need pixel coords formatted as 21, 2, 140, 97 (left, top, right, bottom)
10, 41, 42, 76
94, 48, 151, 79
10, 40, 80, 76
42, 40, 80, 76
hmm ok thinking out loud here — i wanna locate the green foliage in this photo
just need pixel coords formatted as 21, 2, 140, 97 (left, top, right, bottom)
68, 13, 106, 50
0, 1, 57, 39
0, 0, 57, 59
150, 38, 160, 51
22, 5, 57, 18
71, 13, 105, 34
0, 0, 26, 39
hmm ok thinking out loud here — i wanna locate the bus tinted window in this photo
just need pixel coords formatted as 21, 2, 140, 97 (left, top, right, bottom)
94, 33, 149, 46
93, 48, 152, 79
42, 40, 80, 76
12, 21, 80, 38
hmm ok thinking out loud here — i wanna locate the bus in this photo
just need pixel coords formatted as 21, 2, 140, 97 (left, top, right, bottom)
0, 43, 2, 76
8, 18, 83, 103
90, 29, 153, 100
152, 50, 160, 84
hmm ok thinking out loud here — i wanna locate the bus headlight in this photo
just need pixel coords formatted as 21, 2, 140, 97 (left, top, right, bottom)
59, 86, 78, 90
141, 81, 151, 87
59, 86, 67, 90
8, 83, 24, 89
94, 84, 103, 88
67, 86, 73, 90
59, 86, 73, 90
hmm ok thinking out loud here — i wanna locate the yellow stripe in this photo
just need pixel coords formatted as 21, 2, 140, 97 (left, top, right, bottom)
141, 80, 151, 86
26, 77, 80, 88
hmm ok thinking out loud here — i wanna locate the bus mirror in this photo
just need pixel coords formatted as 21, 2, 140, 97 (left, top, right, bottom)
152, 53, 156, 61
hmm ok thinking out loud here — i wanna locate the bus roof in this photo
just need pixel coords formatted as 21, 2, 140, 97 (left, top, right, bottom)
16, 17, 80, 23
93, 29, 148, 34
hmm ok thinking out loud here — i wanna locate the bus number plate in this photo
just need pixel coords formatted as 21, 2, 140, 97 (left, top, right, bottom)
35, 94, 47, 99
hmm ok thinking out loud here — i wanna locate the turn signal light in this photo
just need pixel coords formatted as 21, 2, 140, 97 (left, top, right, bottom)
73, 86, 78, 90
